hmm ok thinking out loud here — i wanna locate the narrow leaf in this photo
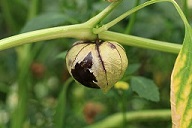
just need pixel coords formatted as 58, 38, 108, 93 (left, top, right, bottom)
171, 24, 192, 128
130, 76, 160, 102
54, 78, 73, 128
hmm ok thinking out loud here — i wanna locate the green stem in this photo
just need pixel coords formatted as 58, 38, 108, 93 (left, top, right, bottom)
120, 91, 127, 128
183, 0, 189, 20
94, 0, 168, 33
85, 0, 122, 26
0, 24, 96, 51
54, 78, 73, 128
0, 0, 17, 33
0, 24, 182, 53
27, 0, 39, 20
0, 0, 186, 54
11, 45, 32, 128
124, 0, 140, 34
0, 1, 122, 51
85, 109, 171, 128
11, 2, 40, 127
93, 0, 188, 34
99, 31, 181, 54
170, 0, 190, 28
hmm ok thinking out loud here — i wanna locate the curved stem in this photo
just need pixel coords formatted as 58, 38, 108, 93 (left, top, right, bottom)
99, 31, 181, 54
94, 0, 189, 34
85, 0, 122, 26
93, 0, 170, 34
0, 24, 96, 51
170, 0, 190, 28
85, 109, 171, 128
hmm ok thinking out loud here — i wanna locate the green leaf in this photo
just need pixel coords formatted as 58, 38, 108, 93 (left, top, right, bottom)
124, 63, 141, 75
133, 12, 166, 38
169, 1, 192, 127
54, 78, 73, 128
21, 13, 77, 33
130, 76, 160, 102
171, 24, 192, 128
55, 51, 67, 60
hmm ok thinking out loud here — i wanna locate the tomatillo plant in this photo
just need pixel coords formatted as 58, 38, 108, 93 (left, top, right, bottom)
0, 0, 181, 53
0, 0, 191, 127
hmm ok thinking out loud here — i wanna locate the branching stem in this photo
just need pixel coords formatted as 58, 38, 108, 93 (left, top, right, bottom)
0, 0, 187, 54
94, 0, 189, 34
85, 0, 122, 26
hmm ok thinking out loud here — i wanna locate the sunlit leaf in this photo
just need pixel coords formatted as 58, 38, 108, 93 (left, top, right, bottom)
171, 24, 192, 128
130, 76, 160, 102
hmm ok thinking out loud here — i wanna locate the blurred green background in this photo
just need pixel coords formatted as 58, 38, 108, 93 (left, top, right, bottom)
0, 0, 191, 128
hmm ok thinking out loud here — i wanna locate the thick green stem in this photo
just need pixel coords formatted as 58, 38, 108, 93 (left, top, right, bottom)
0, 1, 122, 51
99, 31, 181, 54
0, 24, 96, 51
0, 0, 185, 54
0, 24, 182, 54
85, 109, 171, 128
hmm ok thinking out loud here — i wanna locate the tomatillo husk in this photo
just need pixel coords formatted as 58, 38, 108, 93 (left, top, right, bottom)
66, 40, 128, 92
